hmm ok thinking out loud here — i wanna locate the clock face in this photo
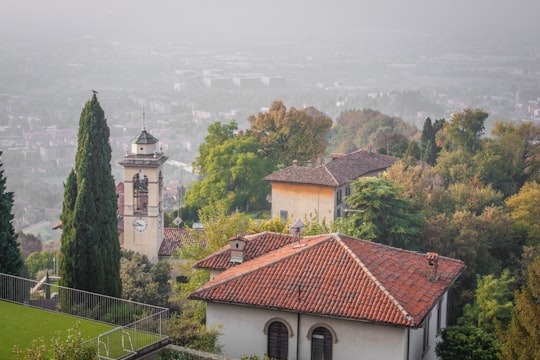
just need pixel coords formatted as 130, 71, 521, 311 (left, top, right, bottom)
133, 217, 148, 232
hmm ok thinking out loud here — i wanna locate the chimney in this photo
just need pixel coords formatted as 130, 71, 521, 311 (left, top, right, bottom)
229, 236, 247, 263
426, 252, 439, 281
292, 159, 298, 166
307, 160, 313, 167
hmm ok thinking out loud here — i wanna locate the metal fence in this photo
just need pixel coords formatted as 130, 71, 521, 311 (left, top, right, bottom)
0, 272, 169, 359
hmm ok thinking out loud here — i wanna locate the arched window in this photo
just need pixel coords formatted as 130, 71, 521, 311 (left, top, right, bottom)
133, 172, 148, 214
310, 326, 333, 360
267, 321, 289, 360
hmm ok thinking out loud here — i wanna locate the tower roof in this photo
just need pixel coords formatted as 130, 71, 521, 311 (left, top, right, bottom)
132, 127, 159, 145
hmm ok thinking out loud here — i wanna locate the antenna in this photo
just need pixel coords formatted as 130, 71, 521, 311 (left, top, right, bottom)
142, 105, 146, 130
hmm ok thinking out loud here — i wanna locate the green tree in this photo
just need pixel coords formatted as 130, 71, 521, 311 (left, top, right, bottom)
342, 177, 424, 248
185, 134, 271, 212
436, 325, 500, 360
461, 270, 516, 338
169, 203, 245, 351
503, 256, 540, 359
446, 108, 488, 154
59, 94, 121, 297
193, 120, 238, 176
246, 100, 332, 168
120, 250, 171, 307
0, 151, 23, 276
420, 117, 445, 165
25, 251, 57, 280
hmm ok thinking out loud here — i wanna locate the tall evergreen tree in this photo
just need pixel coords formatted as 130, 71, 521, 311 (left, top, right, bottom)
0, 151, 24, 275
59, 94, 121, 296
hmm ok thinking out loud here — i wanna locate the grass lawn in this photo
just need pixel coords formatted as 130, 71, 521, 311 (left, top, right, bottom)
0, 300, 115, 358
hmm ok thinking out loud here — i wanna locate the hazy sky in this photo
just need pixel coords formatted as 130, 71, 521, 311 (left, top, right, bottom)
1, 0, 539, 45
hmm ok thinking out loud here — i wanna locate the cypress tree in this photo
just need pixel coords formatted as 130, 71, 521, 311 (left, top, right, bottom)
420, 117, 437, 165
59, 94, 121, 297
0, 151, 24, 275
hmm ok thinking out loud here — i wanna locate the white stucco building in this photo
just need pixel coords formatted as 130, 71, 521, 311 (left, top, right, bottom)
190, 232, 465, 360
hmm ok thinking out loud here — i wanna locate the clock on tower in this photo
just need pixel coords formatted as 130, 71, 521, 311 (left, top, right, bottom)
119, 126, 168, 263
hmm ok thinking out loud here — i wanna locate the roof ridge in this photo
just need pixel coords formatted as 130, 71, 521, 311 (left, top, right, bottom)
333, 234, 416, 326
322, 164, 340, 186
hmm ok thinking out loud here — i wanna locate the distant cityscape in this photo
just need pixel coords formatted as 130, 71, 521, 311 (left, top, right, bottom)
0, 29, 538, 240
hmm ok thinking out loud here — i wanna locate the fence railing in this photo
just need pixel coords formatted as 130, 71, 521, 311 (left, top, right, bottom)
0, 272, 169, 359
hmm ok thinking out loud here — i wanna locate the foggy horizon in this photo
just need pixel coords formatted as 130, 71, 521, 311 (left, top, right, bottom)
2, 0, 539, 46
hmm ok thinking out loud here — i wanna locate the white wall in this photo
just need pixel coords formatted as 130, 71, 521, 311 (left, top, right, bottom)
206, 302, 409, 360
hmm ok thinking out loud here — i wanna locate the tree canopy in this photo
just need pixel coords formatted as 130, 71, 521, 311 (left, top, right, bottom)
342, 177, 424, 248
436, 325, 500, 360
59, 94, 121, 297
503, 256, 540, 359
186, 121, 272, 212
0, 151, 23, 276
246, 100, 332, 168
327, 108, 417, 155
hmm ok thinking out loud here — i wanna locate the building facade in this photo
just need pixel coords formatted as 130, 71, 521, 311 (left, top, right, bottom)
190, 232, 465, 360
119, 127, 167, 263
264, 150, 398, 223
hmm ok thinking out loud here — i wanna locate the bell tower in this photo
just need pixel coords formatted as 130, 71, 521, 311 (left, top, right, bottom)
119, 127, 168, 263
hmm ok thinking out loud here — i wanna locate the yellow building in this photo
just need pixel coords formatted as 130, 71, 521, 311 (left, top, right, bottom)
264, 150, 398, 223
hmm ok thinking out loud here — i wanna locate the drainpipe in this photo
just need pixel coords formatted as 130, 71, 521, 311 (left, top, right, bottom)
296, 312, 300, 360
406, 328, 410, 360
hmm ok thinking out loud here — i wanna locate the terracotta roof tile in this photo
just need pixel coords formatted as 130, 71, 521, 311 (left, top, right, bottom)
194, 232, 299, 270
190, 233, 465, 328
158, 228, 200, 256
263, 150, 397, 187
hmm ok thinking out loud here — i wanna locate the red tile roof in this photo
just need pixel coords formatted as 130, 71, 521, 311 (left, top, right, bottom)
158, 228, 200, 256
194, 232, 300, 270
190, 233, 465, 328
263, 150, 398, 187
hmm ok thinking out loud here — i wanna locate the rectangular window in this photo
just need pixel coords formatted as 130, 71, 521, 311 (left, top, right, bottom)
423, 314, 431, 355
437, 298, 443, 335
311, 334, 325, 360
279, 210, 288, 222
336, 190, 342, 205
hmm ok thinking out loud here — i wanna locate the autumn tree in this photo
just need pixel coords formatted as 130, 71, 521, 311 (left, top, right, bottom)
327, 108, 417, 155
475, 121, 540, 197
16, 231, 42, 260
246, 100, 332, 168
0, 151, 23, 276
384, 161, 447, 217
59, 94, 121, 297
506, 181, 540, 246
502, 256, 540, 359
